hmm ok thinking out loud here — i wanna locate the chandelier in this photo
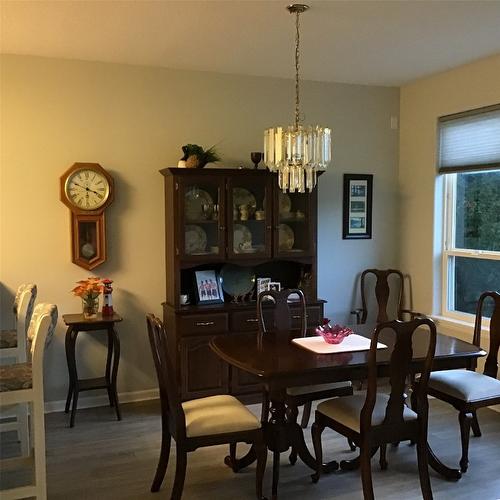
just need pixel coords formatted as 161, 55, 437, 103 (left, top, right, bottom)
264, 4, 331, 193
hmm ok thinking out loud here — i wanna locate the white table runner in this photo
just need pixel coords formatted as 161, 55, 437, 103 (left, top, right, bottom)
292, 334, 387, 354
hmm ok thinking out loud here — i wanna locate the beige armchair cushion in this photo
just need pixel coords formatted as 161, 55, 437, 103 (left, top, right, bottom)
0, 330, 17, 349
429, 369, 500, 403
0, 363, 32, 392
182, 395, 261, 438
317, 393, 417, 433
286, 381, 352, 396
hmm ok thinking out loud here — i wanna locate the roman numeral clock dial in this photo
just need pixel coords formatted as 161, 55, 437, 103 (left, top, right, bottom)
60, 163, 114, 270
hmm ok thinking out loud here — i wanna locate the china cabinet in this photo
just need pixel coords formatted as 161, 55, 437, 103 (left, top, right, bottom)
161, 167, 324, 401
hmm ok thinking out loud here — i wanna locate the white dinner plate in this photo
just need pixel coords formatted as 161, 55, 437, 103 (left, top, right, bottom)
185, 225, 207, 254
185, 188, 213, 221
278, 223, 294, 251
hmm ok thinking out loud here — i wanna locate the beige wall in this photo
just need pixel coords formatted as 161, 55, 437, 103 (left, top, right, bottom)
399, 54, 500, 317
1, 55, 399, 405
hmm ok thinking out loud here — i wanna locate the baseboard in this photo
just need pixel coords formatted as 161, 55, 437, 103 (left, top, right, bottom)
44, 388, 159, 414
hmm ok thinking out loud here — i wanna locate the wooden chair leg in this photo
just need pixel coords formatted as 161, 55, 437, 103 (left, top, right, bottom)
458, 411, 472, 473
260, 391, 270, 424
151, 430, 171, 492
255, 440, 267, 500
287, 402, 299, 465
360, 445, 375, 500
379, 444, 388, 470
471, 410, 481, 437
171, 449, 187, 500
272, 450, 280, 500
416, 437, 433, 500
310, 421, 323, 483
228, 442, 238, 472
33, 398, 47, 500
300, 401, 312, 428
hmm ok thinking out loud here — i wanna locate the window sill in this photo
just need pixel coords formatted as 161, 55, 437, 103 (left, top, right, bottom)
431, 314, 490, 342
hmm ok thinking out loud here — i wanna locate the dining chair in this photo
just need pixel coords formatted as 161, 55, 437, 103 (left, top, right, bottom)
424, 290, 500, 473
257, 288, 354, 457
146, 314, 267, 500
0, 303, 58, 500
0, 283, 37, 457
351, 269, 420, 325
311, 317, 437, 500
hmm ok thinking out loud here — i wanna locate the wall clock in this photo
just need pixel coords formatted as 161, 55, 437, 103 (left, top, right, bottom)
60, 162, 114, 270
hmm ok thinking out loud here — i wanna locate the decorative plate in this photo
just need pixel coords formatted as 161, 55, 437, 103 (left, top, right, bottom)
279, 192, 292, 215
185, 225, 207, 254
220, 264, 256, 297
233, 187, 257, 211
278, 223, 294, 251
233, 224, 253, 253
185, 187, 213, 221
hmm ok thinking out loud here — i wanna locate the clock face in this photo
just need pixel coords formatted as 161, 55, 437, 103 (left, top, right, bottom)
64, 168, 110, 210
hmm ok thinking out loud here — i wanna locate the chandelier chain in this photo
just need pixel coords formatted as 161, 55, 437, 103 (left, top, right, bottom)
294, 10, 301, 130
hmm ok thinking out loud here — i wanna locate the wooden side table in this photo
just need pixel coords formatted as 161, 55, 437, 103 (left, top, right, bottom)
63, 312, 123, 427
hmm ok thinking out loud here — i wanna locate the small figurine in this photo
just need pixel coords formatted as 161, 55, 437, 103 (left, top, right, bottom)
102, 279, 114, 316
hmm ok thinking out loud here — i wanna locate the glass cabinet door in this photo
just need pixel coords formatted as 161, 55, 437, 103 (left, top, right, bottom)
179, 176, 225, 259
227, 174, 272, 259
275, 189, 315, 257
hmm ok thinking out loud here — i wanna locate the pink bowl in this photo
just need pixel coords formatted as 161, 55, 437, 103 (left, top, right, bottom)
315, 324, 353, 344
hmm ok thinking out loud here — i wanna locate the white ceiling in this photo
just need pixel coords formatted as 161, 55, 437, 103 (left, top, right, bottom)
2, 0, 500, 86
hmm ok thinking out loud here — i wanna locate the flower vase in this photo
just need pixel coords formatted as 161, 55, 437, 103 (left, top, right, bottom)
82, 296, 99, 319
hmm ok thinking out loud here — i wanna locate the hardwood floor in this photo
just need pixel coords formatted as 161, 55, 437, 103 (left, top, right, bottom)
1, 398, 500, 499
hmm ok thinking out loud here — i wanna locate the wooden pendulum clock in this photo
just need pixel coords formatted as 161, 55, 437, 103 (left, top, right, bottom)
60, 162, 114, 270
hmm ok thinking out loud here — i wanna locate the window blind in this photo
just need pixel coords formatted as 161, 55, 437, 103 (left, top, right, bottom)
438, 103, 500, 174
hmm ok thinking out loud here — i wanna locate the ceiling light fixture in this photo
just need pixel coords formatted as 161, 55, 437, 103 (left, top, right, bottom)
264, 4, 331, 193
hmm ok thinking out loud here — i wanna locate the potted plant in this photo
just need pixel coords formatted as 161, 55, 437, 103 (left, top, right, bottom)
72, 277, 103, 319
179, 144, 221, 168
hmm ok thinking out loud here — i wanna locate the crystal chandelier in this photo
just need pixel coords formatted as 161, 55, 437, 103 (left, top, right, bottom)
264, 4, 331, 193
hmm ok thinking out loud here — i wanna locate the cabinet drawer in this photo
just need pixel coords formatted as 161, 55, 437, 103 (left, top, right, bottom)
230, 311, 260, 332
290, 306, 322, 328
179, 313, 228, 336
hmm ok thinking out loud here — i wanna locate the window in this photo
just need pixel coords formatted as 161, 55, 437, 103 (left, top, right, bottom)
439, 104, 500, 321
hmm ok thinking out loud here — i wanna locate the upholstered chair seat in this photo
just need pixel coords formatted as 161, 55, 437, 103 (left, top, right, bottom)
0, 363, 33, 392
317, 393, 417, 433
0, 329, 18, 348
182, 395, 261, 438
428, 369, 500, 403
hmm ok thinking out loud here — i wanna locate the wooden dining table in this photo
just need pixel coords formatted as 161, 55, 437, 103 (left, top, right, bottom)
210, 323, 486, 498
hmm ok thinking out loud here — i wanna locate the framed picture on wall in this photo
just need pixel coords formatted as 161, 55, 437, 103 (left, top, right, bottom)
342, 174, 373, 239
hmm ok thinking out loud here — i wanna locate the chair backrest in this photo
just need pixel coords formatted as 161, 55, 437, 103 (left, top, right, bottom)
28, 303, 58, 392
257, 288, 306, 339
16, 283, 37, 336
146, 314, 185, 436
359, 269, 404, 324
361, 317, 437, 434
473, 291, 500, 378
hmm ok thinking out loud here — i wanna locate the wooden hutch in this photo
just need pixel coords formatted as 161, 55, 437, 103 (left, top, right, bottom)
161, 167, 325, 401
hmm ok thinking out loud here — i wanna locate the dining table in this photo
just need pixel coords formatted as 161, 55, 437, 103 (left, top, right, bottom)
209, 323, 486, 498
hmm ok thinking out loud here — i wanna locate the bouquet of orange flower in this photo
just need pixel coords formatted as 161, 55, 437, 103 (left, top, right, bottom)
72, 277, 103, 318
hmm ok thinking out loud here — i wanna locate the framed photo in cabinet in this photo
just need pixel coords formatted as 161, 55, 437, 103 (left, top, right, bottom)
194, 270, 224, 304
342, 174, 373, 240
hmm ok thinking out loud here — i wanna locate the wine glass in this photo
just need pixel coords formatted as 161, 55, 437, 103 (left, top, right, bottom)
251, 152, 263, 169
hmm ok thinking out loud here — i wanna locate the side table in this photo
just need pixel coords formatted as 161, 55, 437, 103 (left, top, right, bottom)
63, 312, 123, 427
